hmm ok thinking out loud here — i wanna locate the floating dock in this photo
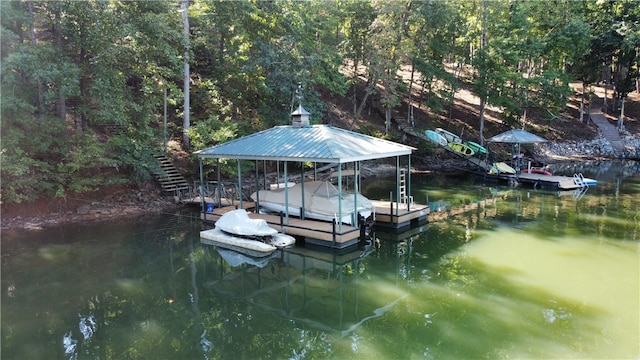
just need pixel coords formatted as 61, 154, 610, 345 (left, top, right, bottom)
477, 172, 589, 190
371, 200, 429, 231
201, 206, 363, 249
201, 200, 431, 249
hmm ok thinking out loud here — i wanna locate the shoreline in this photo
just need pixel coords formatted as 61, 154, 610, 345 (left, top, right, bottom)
1, 153, 635, 232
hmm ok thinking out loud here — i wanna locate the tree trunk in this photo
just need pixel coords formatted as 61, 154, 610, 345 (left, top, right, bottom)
579, 82, 586, 123
351, 59, 358, 128
27, 0, 44, 115
478, 0, 487, 145
407, 63, 415, 127
182, 0, 191, 150
385, 107, 392, 135
55, 8, 66, 121
603, 64, 611, 112
587, 91, 592, 125
618, 97, 625, 130
448, 63, 461, 123
479, 97, 486, 145
355, 71, 375, 117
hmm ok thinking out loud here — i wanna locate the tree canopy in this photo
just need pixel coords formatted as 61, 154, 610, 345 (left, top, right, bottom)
1, 0, 638, 204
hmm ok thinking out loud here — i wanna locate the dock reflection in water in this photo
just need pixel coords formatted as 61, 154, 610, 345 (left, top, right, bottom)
199, 241, 410, 337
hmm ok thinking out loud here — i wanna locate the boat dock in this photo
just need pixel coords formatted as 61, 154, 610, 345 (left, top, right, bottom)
478, 172, 589, 190
201, 205, 363, 249
371, 200, 428, 231
201, 200, 430, 249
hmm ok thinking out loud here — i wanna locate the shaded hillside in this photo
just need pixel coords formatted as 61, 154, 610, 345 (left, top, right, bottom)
320, 78, 640, 165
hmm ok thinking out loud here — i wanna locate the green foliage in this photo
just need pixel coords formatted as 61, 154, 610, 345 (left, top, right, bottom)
188, 115, 238, 151
1, 0, 638, 204
106, 127, 163, 185
0, 115, 122, 203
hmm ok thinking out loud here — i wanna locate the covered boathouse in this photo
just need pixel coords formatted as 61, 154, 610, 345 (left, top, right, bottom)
194, 105, 422, 249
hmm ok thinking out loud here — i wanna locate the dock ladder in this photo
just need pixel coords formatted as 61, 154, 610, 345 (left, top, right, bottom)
573, 173, 588, 188
399, 168, 413, 206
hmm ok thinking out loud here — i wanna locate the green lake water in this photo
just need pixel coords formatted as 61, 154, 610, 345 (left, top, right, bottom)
2, 161, 639, 359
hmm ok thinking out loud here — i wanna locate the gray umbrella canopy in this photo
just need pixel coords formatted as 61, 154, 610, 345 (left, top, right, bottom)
486, 129, 548, 143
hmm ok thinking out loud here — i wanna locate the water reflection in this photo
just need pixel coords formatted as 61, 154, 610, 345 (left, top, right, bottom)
198, 241, 410, 337
1, 161, 638, 359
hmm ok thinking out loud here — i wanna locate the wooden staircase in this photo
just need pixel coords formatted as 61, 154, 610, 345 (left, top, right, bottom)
589, 96, 624, 157
152, 154, 191, 195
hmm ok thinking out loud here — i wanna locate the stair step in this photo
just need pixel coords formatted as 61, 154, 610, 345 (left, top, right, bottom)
152, 154, 190, 194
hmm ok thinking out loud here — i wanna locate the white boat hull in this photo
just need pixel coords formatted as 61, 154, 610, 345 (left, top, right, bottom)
251, 181, 373, 225
200, 227, 295, 258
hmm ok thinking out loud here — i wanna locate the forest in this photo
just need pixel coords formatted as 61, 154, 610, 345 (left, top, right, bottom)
1, 0, 639, 205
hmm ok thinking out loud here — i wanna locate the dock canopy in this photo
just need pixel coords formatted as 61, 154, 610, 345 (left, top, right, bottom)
486, 129, 548, 144
194, 124, 415, 163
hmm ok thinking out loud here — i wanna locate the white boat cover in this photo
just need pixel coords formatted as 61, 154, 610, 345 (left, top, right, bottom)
251, 181, 373, 225
215, 209, 278, 237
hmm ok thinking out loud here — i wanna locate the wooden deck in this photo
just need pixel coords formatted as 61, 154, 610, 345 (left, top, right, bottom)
201, 206, 362, 249
184, 196, 255, 209
477, 172, 585, 190
371, 200, 429, 231
512, 173, 584, 190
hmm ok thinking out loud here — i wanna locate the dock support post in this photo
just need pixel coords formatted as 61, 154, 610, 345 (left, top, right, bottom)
338, 165, 343, 233
279, 211, 284, 233
254, 161, 259, 209
407, 155, 411, 211
237, 160, 243, 209
395, 156, 400, 216
263, 161, 267, 190
300, 163, 305, 220
332, 219, 337, 247
199, 158, 205, 213
284, 161, 289, 223
389, 192, 393, 219
216, 159, 221, 208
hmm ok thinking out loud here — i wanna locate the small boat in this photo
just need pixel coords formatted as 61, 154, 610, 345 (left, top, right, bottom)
465, 141, 487, 155
200, 209, 296, 257
489, 162, 516, 174
215, 208, 278, 237
435, 128, 462, 144
424, 130, 447, 146
251, 181, 373, 225
447, 142, 475, 156
522, 167, 552, 176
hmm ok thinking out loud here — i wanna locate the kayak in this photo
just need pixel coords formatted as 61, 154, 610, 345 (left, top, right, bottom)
424, 130, 447, 146
489, 162, 516, 174
448, 142, 475, 156
435, 128, 463, 144
466, 141, 487, 155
